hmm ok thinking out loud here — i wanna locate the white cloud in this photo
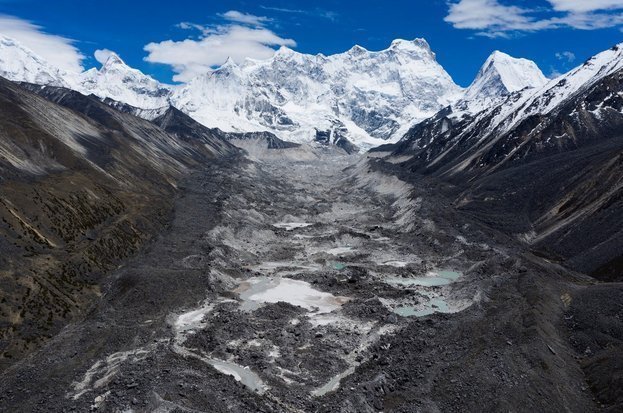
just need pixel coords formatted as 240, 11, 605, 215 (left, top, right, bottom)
94, 49, 115, 65
547, 0, 623, 13
144, 18, 296, 82
219, 10, 271, 26
0, 14, 84, 73
556, 51, 576, 62
444, 0, 534, 32
445, 0, 623, 37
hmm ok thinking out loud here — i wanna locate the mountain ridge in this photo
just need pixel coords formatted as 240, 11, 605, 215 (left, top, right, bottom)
372, 42, 623, 276
0, 34, 546, 150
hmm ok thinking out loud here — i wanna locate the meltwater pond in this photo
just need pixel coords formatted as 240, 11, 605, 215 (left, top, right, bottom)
393, 295, 451, 317
385, 270, 462, 287
208, 359, 268, 394
382, 270, 462, 317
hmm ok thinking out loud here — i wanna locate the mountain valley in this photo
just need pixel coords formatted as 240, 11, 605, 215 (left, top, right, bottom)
0, 32, 621, 413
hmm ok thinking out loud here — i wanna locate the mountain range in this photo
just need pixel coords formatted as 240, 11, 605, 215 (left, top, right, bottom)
0, 34, 549, 150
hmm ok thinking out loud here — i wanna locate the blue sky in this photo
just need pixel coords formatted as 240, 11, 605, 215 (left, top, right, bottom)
0, 0, 622, 86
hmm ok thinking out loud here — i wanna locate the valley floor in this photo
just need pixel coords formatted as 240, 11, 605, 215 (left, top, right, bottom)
0, 148, 612, 412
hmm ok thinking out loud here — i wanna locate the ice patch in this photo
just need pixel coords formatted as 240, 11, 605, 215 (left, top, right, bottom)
70, 348, 150, 400
273, 222, 314, 231
326, 246, 355, 256
236, 277, 349, 313
250, 261, 322, 273
174, 301, 214, 343
382, 260, 410, 268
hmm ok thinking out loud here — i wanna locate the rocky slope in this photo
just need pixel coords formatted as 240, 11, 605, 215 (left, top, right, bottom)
0, 139, 605, 412
373, 43, 623, 278
0, 78, 238, 370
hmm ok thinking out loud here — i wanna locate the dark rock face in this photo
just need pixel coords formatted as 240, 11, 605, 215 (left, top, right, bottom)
213, 129, 301, 150
350, 106, 400, 140
152, 107, 240, 158
367, 60, 623, 411
315, 121, 359, 154
315, 129, 331, 144
239, 98, 296, 128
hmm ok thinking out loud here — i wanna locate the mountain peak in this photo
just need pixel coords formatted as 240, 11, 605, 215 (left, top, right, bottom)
482, 51, 547, 92
488, 50, 511, 61
212, 57, 242, 77
101, 52, 127, 70
387, 38, 435, 61
347, 45, 368, 56
464, 50, 547, 103
274, 45, 297, 57
222, 56, 238, 67
391, 38, 428, 47
390, 38, 431, 52
0, 34, 70, 87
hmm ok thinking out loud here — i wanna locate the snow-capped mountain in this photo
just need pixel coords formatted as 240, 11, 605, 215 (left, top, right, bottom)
0, 35, 170, 110
0, 34, 554, 151
78, 53, 171, 109
0, 35, 466, 149
461, 51, 548, 110
0, 35, 71, 88
378, 42, 623, 178
170, 39, 463, 148
373, 42, 623, 276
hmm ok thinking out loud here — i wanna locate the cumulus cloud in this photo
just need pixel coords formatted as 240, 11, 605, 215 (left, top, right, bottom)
547, 0, 623, 13
444, 0, 534, 32
94, 49, 116, 65
219, 10, 271, 26
144, 11, 296, 82
0, 14, 84, 72
445, 0, 623, 37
